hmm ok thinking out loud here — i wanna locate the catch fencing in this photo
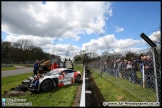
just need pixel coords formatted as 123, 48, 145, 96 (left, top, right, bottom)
87, 46, 161, 103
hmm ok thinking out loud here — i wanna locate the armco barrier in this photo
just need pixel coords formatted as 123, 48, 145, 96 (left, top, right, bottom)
80, 65, 98, 107
85, 69, 91, 106
80, 65, 85, 107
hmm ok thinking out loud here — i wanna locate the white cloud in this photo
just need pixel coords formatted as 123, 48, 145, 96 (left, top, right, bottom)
5, 34, 53, 50
115, 25, 124, 33
60, 31, 81, 41
5, 34, 81, 60
2, 1, 113, 39
2, 1, 113, 60
51, 44, 80, 60
5, 32, 150, 60
82, 34, 141, 55
149, 31, 161, 43
141, 31, 161, 46
112, 47, 143, 54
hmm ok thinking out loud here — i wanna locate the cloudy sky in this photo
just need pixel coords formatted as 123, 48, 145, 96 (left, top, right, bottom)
1, 1, 161, 60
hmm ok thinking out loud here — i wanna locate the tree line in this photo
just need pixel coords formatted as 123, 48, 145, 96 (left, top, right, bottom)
73, 47, 161, 64
73, 50, 141, 64
1, 39, 60, 64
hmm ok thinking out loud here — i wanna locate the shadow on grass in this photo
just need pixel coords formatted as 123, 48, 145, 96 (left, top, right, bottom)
89, 73, 108, 107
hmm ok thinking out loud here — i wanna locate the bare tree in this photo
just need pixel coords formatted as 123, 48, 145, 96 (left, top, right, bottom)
2, 39, 61, 63
14, 39, 34, 63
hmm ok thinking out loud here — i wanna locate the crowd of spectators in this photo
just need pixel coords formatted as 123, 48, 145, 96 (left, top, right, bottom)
87, 55, 161, 92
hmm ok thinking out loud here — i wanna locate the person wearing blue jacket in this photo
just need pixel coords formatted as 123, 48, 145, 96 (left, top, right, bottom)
131, 57, 138, 84
144, 56, 154, 89
137, 56, 146, 86
33, 60, 39, 76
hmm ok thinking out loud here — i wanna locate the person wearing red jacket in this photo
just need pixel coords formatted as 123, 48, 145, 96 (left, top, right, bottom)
51, 61, 58, 70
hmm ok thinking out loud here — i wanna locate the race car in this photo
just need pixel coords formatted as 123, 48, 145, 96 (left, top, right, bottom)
21, 68, 81, 92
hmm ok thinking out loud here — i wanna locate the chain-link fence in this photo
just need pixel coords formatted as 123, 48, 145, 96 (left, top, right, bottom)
87, 46, 161, 103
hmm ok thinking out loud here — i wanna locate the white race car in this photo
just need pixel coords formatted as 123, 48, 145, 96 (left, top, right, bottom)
21, 68, 81, 91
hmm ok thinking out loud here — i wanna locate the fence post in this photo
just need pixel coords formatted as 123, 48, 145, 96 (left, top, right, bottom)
140, 33, 161, 104
142, 65, 145, 88
151, 47, 161, 104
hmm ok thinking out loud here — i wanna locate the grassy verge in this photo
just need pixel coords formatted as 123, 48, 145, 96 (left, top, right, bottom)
2, 73, 33, 96
1, 67, 16, 71
73, 64, 83, 75
1, 64, 83, 107
90, 68, 156, 102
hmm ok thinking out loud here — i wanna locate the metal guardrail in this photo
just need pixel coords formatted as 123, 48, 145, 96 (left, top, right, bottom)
80, 65, 85, 107
80, 65, 98, 107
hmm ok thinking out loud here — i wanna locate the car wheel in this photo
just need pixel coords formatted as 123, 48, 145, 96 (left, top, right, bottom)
75, 75, 81, 83
40, 79, 54, 91
15, 85, 28, 92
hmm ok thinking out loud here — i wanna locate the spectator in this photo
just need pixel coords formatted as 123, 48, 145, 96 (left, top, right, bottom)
107, 61, 111, 74
131, 57, 138, 84
144, 55, 155, 90
43, 62, 50, 73
103, 62, 107, 72
33, 60, 39, 76
110, 60, 114, 76
138, 55, 146, 86
113, 60, 118, 77
125, 60, 132, 81
130, 55, 146, 85
48, 63, 52, 71
51, 61, 58, 70
122, 59, 128, 79
139, 56, 145, 74
117, 59, 122, 78
120, 60, 124, 78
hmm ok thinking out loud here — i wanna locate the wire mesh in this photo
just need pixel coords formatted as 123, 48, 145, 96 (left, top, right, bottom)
86, 46, 161, 103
